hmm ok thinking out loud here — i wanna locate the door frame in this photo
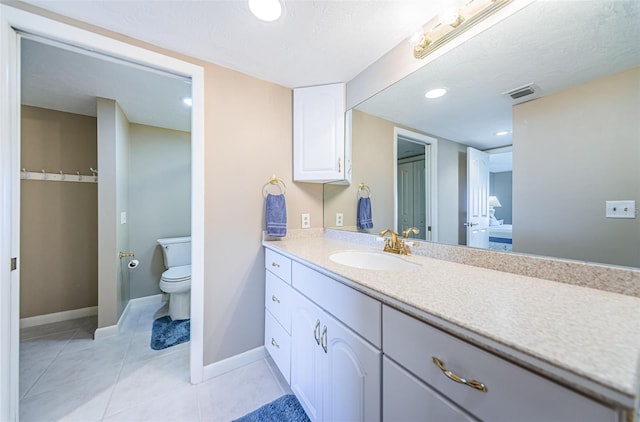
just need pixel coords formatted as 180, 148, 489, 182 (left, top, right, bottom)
0, 6, 206, 419
393, 127, 438, 242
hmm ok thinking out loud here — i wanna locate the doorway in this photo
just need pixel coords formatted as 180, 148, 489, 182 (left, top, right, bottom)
1, 7, 205, 418
393, 128, 438, 242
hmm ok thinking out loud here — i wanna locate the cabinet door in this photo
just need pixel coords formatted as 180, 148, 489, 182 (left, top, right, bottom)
383, 357, 475, 422
322, 311, 381, 422
290, 292, 323, 421
293, 83, 346, 183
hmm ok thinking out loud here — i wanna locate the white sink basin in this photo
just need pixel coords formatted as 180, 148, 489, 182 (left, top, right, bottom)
329, 250, 419, 271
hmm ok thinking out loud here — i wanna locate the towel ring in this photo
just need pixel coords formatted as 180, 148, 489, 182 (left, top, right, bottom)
357, 183, 371, 199
262, 175, 286, 197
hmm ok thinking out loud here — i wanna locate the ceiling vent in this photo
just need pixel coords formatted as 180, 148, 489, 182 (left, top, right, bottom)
503, 83, 536, 100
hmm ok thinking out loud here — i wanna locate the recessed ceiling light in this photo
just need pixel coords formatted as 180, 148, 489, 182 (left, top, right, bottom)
495, 130, 509, 136
182, 97, 192, 107
249, 0, 283, 22
425, 88, 447, 99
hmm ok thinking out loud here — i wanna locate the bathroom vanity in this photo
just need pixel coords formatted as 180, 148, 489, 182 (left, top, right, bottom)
263, 231, 640, 421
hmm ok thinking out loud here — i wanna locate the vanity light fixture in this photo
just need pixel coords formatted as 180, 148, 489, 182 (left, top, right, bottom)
425, 88, 448, 99
182, 97, 193, 107
248, 0, 283, 22
495, 130, 509, 136
411, 0, 512, 60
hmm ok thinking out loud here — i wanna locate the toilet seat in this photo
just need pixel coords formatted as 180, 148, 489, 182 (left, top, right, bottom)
161, 264, 191, 282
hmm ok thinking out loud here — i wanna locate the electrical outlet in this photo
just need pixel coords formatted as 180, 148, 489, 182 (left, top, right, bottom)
301, 213, 311, 229
336, 213, 344, 227
606, 200, 636, 219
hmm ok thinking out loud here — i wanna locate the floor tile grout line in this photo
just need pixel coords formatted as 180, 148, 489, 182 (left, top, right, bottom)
21, 325, 84, 400
98, 308, 143, 421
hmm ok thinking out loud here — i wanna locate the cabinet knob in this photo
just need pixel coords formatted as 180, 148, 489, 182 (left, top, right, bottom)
432, 357, 488, 393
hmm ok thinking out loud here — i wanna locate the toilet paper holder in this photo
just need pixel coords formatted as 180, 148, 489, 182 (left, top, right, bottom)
119, 252, 135, 259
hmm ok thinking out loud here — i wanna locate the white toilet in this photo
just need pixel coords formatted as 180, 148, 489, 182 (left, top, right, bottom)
157, 236, 191, 320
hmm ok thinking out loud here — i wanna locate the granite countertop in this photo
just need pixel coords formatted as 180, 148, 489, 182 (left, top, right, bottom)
263, 235, 640, 410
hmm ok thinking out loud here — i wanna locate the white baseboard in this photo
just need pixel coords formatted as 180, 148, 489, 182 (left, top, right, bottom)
94, 294, 167, 340
20, 306, 98, 329
202, 346, 267, 382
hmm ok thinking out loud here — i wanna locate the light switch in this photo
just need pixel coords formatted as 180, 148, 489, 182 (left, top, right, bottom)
120, 211, 127, 224
605, 200, 636, 219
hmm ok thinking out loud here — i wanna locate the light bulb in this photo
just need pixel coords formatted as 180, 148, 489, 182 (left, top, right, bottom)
248, 0, 283, 22
425, 88, 447, 99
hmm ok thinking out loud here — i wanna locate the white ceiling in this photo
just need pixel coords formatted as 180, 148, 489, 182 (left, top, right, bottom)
22, 0, 444, 89
21, 38, 192, 132
356, 0, 640, 150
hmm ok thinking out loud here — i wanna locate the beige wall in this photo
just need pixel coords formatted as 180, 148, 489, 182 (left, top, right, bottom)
20, 106, 98, 318
324, 110, 467, 245
129, 124, 191, 299
513, 67, 640, 267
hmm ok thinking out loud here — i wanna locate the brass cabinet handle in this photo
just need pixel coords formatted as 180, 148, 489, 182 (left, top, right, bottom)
321, 326, 328, 354
271, 295, 280, 304
271, 262, 280, 268
314, 319, 321, 345
432, 357, 488, 393
271, 338, 280, 349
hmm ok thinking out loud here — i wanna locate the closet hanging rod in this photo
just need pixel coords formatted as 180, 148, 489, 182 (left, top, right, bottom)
21, 168, 98, 183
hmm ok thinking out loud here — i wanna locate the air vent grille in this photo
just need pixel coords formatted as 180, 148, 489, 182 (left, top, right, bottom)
503, 83, 536, 100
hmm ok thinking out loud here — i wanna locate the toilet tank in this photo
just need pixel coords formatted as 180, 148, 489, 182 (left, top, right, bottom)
157, 236, 191, 268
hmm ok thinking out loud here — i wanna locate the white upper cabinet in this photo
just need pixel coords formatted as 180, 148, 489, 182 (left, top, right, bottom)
293, 83, 351, 183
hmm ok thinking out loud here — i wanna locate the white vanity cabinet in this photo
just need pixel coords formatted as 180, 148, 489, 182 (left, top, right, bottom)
263, 249, 381, 422
264, 249, 293, 383
382, 305, 618, 422
290, 278, 381, 422
293, 83, 351, 184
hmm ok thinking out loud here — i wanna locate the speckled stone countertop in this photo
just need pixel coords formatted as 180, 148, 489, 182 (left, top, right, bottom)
263, 234, 640, 411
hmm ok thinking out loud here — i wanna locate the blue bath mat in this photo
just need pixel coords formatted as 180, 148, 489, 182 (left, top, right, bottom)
233, 394, 309, 422
150, 316, 190, 350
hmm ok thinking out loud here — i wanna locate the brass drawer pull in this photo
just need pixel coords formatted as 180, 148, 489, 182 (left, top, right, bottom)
271, 338, 280, 349
271, 262, 280, 268
432, 357, 488, 393
271, 295, 280, 304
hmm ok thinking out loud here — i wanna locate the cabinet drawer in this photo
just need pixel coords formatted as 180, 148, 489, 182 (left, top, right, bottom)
265, 309, 291, 384
265, 271, 292, 334
383, 305, 617, 422
293, 262, 381, 347
265, 248, 291, 284
383, 356, 475, 422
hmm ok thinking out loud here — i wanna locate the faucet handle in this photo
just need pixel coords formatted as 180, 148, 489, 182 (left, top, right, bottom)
402, 227, 420, 238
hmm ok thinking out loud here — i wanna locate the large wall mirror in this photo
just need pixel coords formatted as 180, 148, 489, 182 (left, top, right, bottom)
323, 0, 640, 268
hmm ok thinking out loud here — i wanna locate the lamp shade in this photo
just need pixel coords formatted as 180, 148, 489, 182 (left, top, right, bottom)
489, 195, 502, 208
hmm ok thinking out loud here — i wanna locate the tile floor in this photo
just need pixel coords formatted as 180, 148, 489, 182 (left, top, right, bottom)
19, 301, 291, 422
